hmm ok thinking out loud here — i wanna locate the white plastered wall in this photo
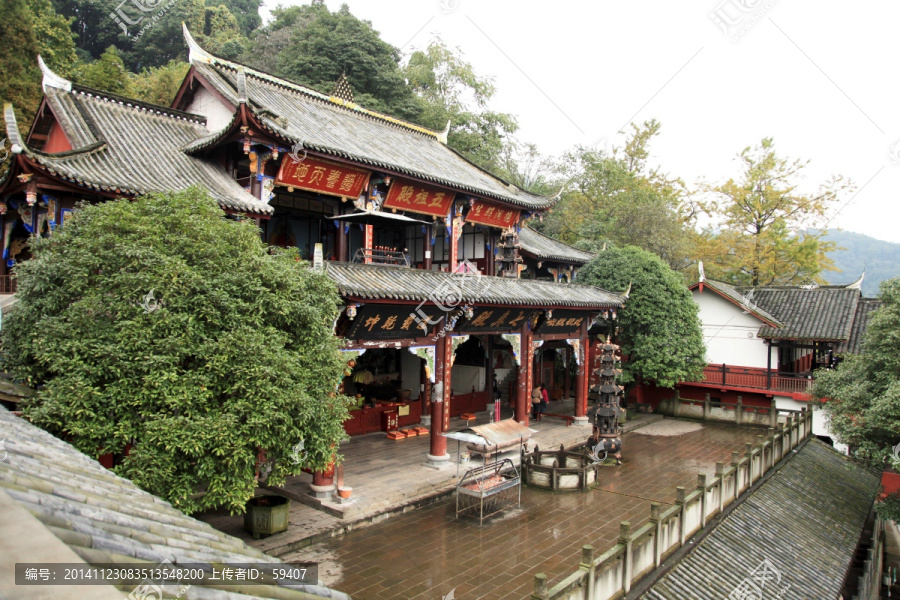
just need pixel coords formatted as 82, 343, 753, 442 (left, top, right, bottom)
693, 288, 776, 369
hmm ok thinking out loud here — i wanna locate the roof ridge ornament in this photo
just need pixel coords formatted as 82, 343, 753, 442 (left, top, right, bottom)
182, 23, 214, 65
331, 72, 354, 104
236, 67, 248, 103
437, 120, 451, 144
847, 271, 865, 290
38, 55, 72, 93
698, 260, 705, 283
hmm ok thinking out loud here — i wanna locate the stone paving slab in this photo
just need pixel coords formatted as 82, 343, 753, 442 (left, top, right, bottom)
276, 420, 758, 600
198, 402, 662, 557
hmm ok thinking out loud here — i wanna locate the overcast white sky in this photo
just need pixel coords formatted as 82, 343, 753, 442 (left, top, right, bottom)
260, 1, 900, 244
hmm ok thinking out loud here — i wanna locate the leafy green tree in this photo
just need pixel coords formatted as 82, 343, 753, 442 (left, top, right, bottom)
579, 246, 706, 397
539, 121, 696, 271
129, 60, 191, 106
1, 0, 78, 126
699, 137, 852, 286
403, 40, 519, 173
813, 278, 900, 460
2, 188, 351, 514
244, 2, 421, 121
205, 0, 262, 37
77, 46, 132, 95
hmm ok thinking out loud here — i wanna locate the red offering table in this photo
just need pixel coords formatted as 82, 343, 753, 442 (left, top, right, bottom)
343, 401, 421, 436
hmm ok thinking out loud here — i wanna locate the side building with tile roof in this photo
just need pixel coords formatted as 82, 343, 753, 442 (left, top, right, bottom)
661, 271, 881, 453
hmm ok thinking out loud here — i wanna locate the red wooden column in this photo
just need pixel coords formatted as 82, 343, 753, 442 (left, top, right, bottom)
337, 218, 348, 263
449, 211, 461, 272
574, 321, 589, 423
427, 338, 450, 467
515, 321, 534, 424
310, 468, 335, 499
424, 224, 433, 270
363, 224, 373, 263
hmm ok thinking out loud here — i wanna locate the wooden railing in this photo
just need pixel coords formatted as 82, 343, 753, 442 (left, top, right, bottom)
0, 274, 16, 295
683, 363, 812, 394
531, 408, 814, 600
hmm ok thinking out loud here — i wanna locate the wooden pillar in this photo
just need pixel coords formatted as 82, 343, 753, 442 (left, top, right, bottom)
575, 322, 588, 420
449, 210, 460, 273
515, 321, 533, 424
428, 338, 449, 466
564, 345, 571, 400
363, 224, 373, 263
766, 340, 773, 389
442, 334, 452, 431
310, 468, 334, 499
423, 224, 433, 270
337, 219, 348, 263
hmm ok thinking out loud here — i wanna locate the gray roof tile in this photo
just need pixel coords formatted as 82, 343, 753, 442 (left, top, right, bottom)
0, 407, 351, 599
641, 441, 880, 600
325, 261, 623, 308
517, 227, 595, 264
187, 51, 555, 210
4, 90, 272, 215
749, 287, 860, 341
836, 298, 881, 354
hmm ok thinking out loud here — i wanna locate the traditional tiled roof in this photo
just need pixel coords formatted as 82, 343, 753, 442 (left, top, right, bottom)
325, 262, 623, 308
692, 279, 782, 328
0, 407, 349, 600
3, 84, 272, 215
181, 27, 555, 211
750, 286, 860, 342
641, 441, 880, 600
835, 298, 881, 355
517, 227, 595, 265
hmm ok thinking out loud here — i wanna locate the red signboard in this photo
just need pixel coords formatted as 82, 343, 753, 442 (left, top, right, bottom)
383, 178, 455, 217
466, 199, 520, 228
276, 156, 371, 199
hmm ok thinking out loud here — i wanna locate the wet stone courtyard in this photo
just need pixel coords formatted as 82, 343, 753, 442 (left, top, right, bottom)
282, 420, 757, 600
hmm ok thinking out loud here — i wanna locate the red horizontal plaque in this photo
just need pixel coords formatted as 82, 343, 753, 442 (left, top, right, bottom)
276, 156, 371, 199
383, 179, 455, 217
466, 200, 520, 228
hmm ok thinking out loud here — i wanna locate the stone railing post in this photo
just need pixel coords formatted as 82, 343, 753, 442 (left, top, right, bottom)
676, 486, 687, 546
650, 502, 662, 568
621, 521, 634, 594
769, 402, 777, 428
776, 423, 785, 461
767, 429, 776, 468
785, 414, 794, 449
703, 393, 711, 421
716, 462, 725, 514
736, 395, 743, 426
745, 442, 755, 483
673, 392, 680, 418
532, 573, 548, 600
732, 451, 741, 498
581, 545, 595, 598
698, 473, 708, 528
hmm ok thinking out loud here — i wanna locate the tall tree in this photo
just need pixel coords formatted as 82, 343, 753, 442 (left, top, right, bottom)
0, 0, 78, 126
812, 278, 899, 517
538, 120, 696, 271
578, 246, 706, 397
77, 46, 132, 95
2, 188, 351, 514
403, 40, 518, 173
245, 2, 421, 122
699, 137, 852, 286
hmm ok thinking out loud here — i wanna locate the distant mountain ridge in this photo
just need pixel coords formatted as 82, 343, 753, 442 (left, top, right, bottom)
817, 229, 900, 297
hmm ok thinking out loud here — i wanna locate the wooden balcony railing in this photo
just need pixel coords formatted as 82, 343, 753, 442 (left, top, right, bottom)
0, 275, 17, 295
683, 363, 812, 394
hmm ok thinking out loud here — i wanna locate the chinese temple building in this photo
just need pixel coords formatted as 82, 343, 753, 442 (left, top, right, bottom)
0, 28, 624, 486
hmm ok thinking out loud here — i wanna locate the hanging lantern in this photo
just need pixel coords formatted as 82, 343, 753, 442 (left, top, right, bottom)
243, 138, 251, 154
346, 304, 358, 320
272, 147, 279, 160
26, 190, 37, 207
546, 309, 553, 319
464, 306, 474, 320
0, 203, 7, 216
